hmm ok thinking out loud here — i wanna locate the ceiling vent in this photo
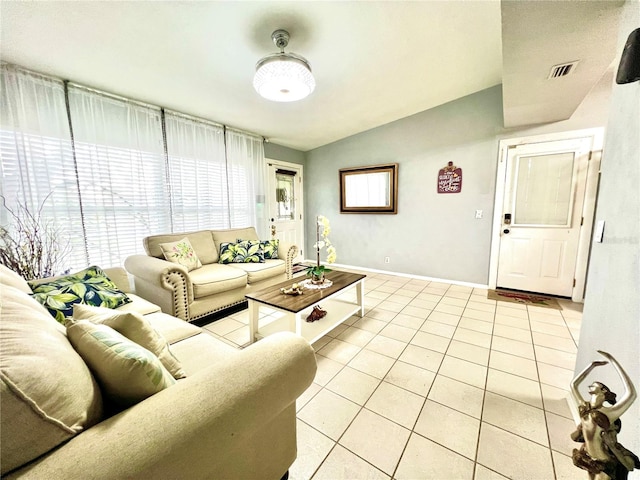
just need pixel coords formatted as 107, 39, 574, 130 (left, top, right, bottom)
548, 61, 579, 79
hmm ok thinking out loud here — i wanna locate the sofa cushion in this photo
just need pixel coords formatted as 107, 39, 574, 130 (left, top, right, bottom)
28, 266, 132, 324
169, 333, 238, 375
188, 263, 247, 299
145, 230, 218, 264
115, 293, 162, 315
159, 237, 203, 271
145, 311, 202, 344
0, 264, 32, 294
219, 240, 265, 264
211, 227, 259, 253
0, 286, 103, 475
227, 259, 286, 284
73, 304, 186, 379
67, 320, 176, 408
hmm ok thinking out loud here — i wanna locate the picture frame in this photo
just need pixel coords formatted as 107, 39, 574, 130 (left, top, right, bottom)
339, 163, 398, 214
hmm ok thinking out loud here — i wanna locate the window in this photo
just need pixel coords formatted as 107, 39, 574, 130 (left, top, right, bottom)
1, 64, 267, 273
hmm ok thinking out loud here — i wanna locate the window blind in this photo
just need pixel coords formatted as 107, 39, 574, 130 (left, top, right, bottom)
164, 111, 229, 231
67, 86, 170, 266
0, 66, 88, 268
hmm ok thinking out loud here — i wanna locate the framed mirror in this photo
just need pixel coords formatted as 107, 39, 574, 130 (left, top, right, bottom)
339, 163, 398, 214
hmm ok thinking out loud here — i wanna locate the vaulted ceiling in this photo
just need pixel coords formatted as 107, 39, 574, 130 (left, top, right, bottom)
0, 1, 624, 151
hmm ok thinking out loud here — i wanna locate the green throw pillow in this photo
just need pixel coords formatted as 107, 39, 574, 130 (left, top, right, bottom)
236, 238, 279, 260
66, 320, 176, 408
29, 266, 132, 324
261, 239, 279, 259
219, 240, 265, 264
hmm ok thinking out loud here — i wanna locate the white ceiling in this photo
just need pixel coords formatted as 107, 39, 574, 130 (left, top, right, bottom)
0, 1, 625, 152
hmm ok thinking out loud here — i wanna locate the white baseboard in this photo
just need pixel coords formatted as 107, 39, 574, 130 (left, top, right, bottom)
303, 259, 489, 290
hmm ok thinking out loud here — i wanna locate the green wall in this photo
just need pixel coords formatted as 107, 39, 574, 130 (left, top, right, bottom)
575, 0, 639, 462
304, 79, 610, 284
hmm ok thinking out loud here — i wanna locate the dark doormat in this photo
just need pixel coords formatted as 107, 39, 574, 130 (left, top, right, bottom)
488, 289, 562, 309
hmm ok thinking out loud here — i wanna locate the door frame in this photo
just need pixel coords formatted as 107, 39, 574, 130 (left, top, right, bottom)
488, 128, 604, 302
265, 158, 305, 261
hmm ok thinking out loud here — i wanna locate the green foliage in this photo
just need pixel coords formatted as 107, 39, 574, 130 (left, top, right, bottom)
29, 265, 131, 323
219, 240, 265, 264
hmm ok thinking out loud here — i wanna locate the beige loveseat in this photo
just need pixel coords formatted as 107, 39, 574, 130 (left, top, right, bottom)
0, 265, 316, 479
124, 227, 298, 322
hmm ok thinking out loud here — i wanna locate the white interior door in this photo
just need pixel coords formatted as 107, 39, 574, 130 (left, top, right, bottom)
496, 138, 592, 297
267, 160, 304, 263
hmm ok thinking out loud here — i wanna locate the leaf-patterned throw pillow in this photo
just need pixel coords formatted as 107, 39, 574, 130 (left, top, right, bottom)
159, 237, 202, 271
219, 240, 265, 264
261, 239, 279, 259
28, 266, 132, 324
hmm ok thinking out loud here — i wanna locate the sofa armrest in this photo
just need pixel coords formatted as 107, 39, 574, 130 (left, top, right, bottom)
124, 255, 193, 321
277, 241, 299, 280
9, 332, 317, 480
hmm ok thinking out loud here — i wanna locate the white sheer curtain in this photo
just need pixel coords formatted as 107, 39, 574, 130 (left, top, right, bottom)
225, 128, 267, 236
67, 86, 170, 266
0, 64, 88, 268
164, 111, 229, 231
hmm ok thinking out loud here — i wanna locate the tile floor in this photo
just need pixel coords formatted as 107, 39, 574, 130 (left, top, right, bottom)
203, 269, 585, 480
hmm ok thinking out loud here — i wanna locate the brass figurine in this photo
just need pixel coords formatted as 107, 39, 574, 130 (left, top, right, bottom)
570, 350, 639, 480
280, 282, 303, 296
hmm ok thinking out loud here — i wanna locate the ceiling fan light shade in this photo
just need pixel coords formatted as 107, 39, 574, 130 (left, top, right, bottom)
253, 53, 316, 102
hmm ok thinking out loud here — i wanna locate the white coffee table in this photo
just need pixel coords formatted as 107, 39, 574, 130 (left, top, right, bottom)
245, 270, 365, 344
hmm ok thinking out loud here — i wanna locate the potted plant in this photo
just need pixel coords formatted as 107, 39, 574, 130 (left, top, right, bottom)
306, 215, 337, 285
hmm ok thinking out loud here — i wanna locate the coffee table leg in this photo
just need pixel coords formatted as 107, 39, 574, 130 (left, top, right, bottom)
356, 280, 365, 317
249, 300, 259, 343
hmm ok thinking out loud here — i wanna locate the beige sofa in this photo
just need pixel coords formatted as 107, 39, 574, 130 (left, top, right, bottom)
125, 227, 298, 322
0, 265, 316, 479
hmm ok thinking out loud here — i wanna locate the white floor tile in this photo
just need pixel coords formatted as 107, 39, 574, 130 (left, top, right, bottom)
447, 340, 490, 366
414, 400, 480, 460
325, 366, 381, 405
439, 355, 488, 389
489, 350, 538, 381
482, 392, 549, 447
365, 381, 424, 428
348, 348, 396, 379
339, 409, 410, 476
420, 320, 457, 339
365, 334, 407, 359
209, 269, 583, 480
477, 423, 555, 480
317, 338, 362, 364
312, 444, 389, 480
398, 344, 444, 373
453, 328, 492, 349
485, 368, 543, 409
290, 420, 335, 480
297, 389, 360, 441
410, 331, 451, 353
384, 361, 436, 397
428, 375, 484, 419
395, 432, 475, 480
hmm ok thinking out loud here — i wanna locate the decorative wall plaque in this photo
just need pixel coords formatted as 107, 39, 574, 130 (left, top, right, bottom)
437, 162, 462, 194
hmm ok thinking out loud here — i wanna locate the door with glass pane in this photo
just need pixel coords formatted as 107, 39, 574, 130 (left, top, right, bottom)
496, 138, 591, 296
267, 161, 304, 263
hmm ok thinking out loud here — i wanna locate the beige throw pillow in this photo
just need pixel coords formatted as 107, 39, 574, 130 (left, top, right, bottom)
73, 304, 186, 379
66, 320, 176, 408
159, 237, 202, 271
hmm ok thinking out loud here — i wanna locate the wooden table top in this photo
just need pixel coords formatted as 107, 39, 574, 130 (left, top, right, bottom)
245, 270, 366, 313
